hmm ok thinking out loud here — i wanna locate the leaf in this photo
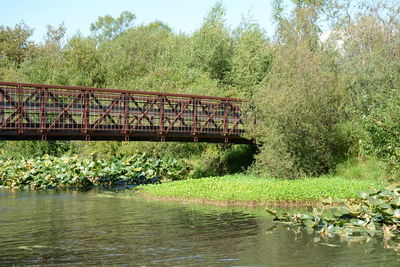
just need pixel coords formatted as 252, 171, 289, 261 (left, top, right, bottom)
393, 209, 400, 219
349, 219, 365, 227
304, 219, 317, 229
265, 208, 277, 216
365, 222, 376, 231
359, 191, 369, 200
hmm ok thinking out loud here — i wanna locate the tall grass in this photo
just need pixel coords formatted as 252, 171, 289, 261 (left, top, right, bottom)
333, 158, 389, 181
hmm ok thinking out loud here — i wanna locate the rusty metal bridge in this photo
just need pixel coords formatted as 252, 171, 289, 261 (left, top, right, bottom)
0, 81, 252, 144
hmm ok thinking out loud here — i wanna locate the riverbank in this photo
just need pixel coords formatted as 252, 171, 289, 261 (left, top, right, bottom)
137, 175, 383, 207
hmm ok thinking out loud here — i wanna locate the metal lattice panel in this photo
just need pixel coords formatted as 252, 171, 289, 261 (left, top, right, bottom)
0, 81, 252, 143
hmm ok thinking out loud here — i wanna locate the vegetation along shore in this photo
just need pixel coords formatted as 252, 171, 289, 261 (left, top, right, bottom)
136, 175, 383, 207
0, 0, 399, 207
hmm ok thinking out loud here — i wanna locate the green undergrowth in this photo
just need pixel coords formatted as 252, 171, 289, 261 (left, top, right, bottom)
137, 174, 383, 204
333, 158, 390, 181
0, 154, 189, 190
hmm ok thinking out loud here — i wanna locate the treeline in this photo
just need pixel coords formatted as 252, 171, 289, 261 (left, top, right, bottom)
0, 0, 398, 179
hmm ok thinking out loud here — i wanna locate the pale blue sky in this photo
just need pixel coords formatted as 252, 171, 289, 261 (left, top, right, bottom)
1, 0, 275, 42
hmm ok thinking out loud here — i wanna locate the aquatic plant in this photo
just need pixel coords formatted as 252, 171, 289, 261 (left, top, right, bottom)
0, 154, 189, 190
267, 185, 400, 241
138, 175, 382, 204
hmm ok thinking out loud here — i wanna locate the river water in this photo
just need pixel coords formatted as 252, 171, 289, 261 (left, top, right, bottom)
0, 189, 399, 266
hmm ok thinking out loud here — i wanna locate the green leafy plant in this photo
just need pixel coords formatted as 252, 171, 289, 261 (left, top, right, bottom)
0, 154, 190, 190
267, 185, 400, 241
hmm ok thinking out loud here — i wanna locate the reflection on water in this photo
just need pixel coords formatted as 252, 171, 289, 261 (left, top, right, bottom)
0, 189, 399, 266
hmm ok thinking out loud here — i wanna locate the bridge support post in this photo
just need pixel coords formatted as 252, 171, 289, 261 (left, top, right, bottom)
40, 87, 48, 132
159, 95, 165, 137
0, 92, 3, 124
17, 84, 23, 133
82, 91, 90, 134
123, 93, 129, 134
223, 101, 228, 135
192, 98, 198, 135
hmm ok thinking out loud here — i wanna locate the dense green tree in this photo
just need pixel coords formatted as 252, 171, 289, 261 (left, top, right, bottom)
188, 2, 233, 83
97, 21, 175, 88
229, 20, 273, 97
63, 36, 102, 86
273, 0, 327, 49
90, 11, 136, 41
251, 46, 344, 178
0, 23, 33, 67
0, 22, 34, 80
331, 1, 400, 174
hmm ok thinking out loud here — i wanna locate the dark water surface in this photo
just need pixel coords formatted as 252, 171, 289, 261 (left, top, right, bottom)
1, 189, 399, 266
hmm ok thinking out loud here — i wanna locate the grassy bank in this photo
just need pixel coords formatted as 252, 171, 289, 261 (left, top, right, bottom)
137, 175, 383, 206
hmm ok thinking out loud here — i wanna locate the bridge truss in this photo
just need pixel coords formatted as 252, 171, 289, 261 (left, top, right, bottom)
0, 81, 252, 143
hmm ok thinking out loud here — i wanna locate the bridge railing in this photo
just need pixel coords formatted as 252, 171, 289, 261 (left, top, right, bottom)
0, 81, 251, 143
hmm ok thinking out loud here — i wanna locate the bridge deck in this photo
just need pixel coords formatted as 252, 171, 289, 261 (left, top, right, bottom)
0, 81, 252, 143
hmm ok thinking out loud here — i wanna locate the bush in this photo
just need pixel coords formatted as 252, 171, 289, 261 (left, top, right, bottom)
251, 47, 346, 178
359, 96, 400, 175
0, 141, 72, 157
333, 157, 389, 181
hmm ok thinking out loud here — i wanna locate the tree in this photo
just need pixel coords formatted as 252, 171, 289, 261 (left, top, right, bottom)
252, 46, 344, 178
0, 22, 34, 69
330, 0, 400, 174
273, 0, 327, 49
229, 20, 273, 97
63, 36, 102, 86
96, 21, 174, 87
249, 0, 347, 178
90, 11, 136, 41
188, 2, 233, 82
45, 22, 67, 48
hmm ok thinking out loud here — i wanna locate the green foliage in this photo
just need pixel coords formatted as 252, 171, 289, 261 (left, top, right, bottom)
188, 2, 233, 82
72, 141, 255, 179
98, 21, 175, 87
333, 158, 390, 181
0, 22, 34, 80
359, 96, 400, 175
333, 2, 400, 175
229, 21, 273, 97
273, 0, 327, 49
0, 141, 71, 157
0, 154, 190, 190
1, 1, 399, 180
252, 46, 345, 178
90, 11, 136, 41
268, 184, 400, 242
45, 23, 66, 48
250, 0, 400, 178
138, 174, 381, 203
0, 23, 34, 68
